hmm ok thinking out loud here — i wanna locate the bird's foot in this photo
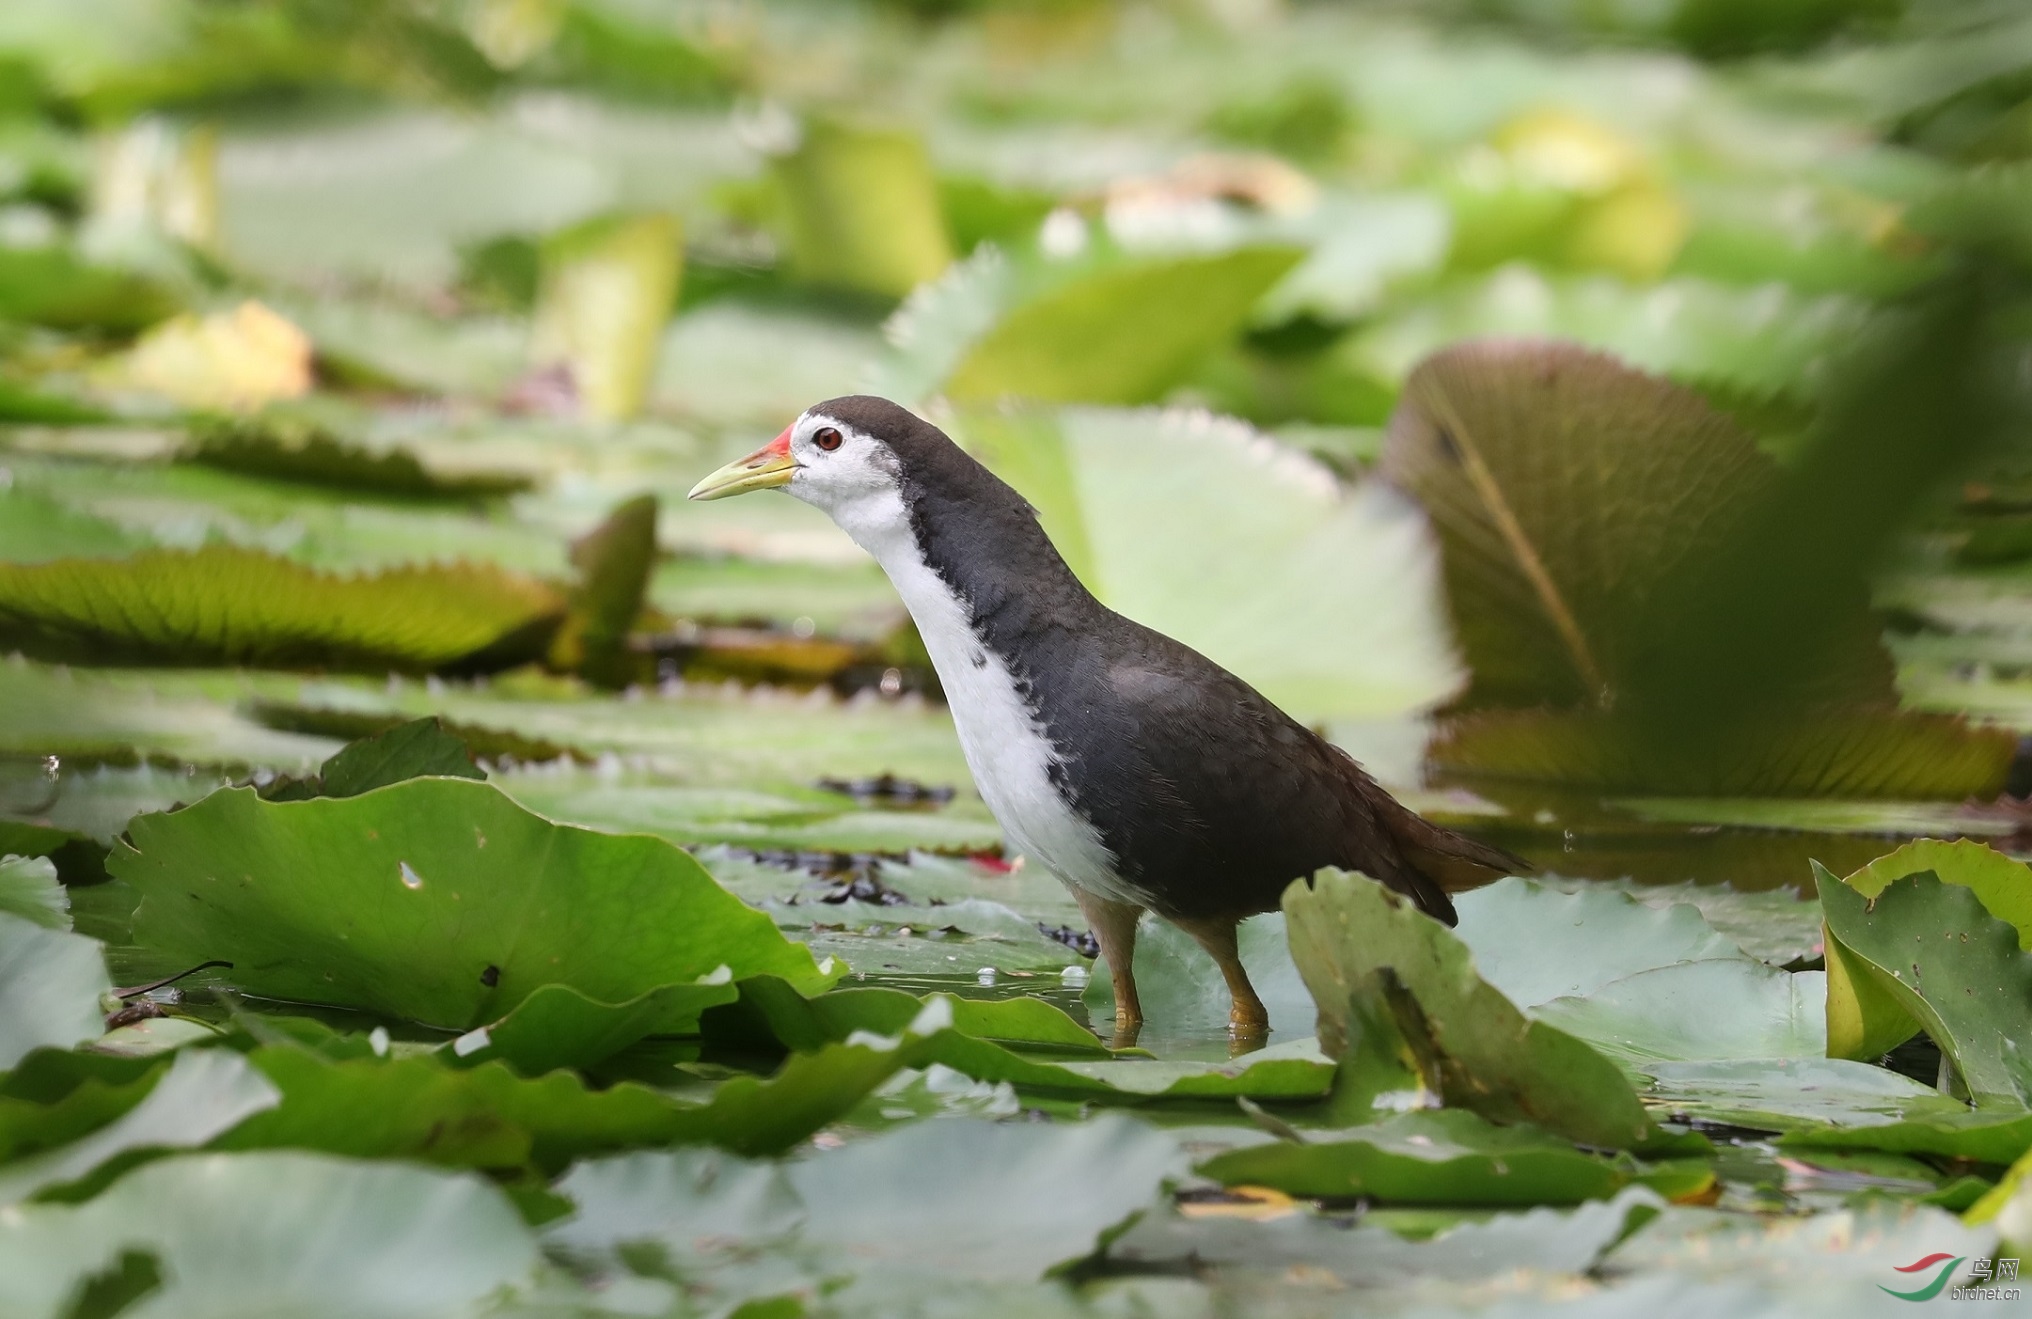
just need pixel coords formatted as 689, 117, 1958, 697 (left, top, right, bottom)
1227, 997, 1270, 1047
1109, 1011, 1143, 1050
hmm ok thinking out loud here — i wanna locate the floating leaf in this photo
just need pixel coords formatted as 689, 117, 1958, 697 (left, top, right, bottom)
1432, 706, 2013, 800
0, 546, 567, 673
1533, 962, 1827, 1065
0, 1050, 277, 1206
884, 243, 1302, 406
551, 1114, 1184, 1289
0, 1050, 162, 1165
264, 717, 484, 802
0, 856, 66, 931
1817, 869, 2032, 1107
227, 1021, 931, 1167
183, 414, 535, 499
0, 911, 110, 1070
773, 117, 952, 299
710, 978, 1333, 1102
1452, 878, 1746, 1010
1839, 840, 2032, 945
544, 493, 657, 687
1382, 339, 1881, 711
1782, 1109, 2032, 1167
530, 213, 682, 421
440, 981, 737, 1076
1109, 1185, 1666, 1295
112, 779, 838, 1031
0, 486, 140, 563
1821, 843, 2032, 1063
1198, 1108, 1709, 1206
0, 244, 179, 332
1285, 869, 1655, 1149
0, 1152, 539, 1319
1647, 1057, 1972, 1133
959, 406, 1462, 722
1352, 270, 1864, 402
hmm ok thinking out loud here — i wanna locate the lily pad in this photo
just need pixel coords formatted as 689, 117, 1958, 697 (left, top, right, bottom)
884, 243, 1304, 406
0, 910, 110, 1069
0, 1151, 539, 1319
262, 717, 483, 802
1644, 1057, 1973, 1133
230, 1008, 953, 1167
112, 779, 838, 1031
0, 856, 65, 930
711, 978, 1334, 1102
184, 414, 535, 500
439, 981, 739, 1076
1197, 1108, 1710, 1206
0, 1049, 278, 1206
0, 546, 567, 673
1533, 963, 1827, 1065
1839, 840, 2032, 945
550, 1113, 1184, 1289
1452, 877, 1747, 1009
1285, 868, 1655, 1149
1352, 269, 1864, 403
1781, 1109, 2032, 1165
0, 1050, 162, 1165
1817, 868, 2032, 1107
1432, 706, 2015, 800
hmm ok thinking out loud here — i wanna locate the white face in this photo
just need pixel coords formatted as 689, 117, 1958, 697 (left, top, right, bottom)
781, 412, 909, 547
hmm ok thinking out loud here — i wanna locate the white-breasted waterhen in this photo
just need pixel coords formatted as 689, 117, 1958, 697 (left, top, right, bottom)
690, 396, 1527, 1038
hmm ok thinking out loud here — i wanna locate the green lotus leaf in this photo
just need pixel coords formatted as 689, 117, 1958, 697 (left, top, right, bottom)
1817, 868, 2032, 1107
227, 1015, 946, 1167
263, 717, 484, 803
1285, 868, 1656, 1149
884, 243, 1303, 407
1432, 706, 2013, 800
550, 1114, 1184, 1290
1533, 962, 1826, 1065
710, 978, 1333, 1102
112, 779, 838, 1031
1352, 270, 1865, 403
1452, 877, 1748, 1010
439, 981, 738, 1076
0, 1151, 539, 1319
0, 911, 110, 1070
0, 1049, 277, 1206
183, 414, 535, 499
0, 546, 567, 673
1197, 1108, 1710, 1205
1781, 1109, 2032, 1165
0, 857, 65, 931
0, 1050, 162, 1166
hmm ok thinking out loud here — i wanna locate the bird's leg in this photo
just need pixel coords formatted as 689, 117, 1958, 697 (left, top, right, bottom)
1172, 915, 1269, 1041
1074, 889, 1144, 1047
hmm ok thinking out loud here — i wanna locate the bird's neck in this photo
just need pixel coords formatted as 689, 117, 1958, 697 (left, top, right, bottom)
834, 480, 1100, 682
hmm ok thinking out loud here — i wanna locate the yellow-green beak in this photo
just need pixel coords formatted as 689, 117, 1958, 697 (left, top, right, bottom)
688, 428, 798, 501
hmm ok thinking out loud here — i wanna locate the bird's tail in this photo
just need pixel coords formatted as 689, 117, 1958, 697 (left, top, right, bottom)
1375, 794, 1534, 927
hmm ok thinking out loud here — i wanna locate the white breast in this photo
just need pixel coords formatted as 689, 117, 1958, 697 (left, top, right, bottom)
825, 489, 1138, 906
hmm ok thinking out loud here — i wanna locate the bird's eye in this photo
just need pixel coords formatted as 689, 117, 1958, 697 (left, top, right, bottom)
813, 426, 843, 452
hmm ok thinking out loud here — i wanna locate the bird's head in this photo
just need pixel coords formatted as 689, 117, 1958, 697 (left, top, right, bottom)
686, 395, 958, 546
